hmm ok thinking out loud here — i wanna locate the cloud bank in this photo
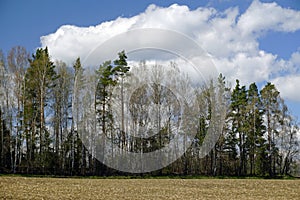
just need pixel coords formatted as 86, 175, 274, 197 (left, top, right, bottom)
40, 0, 300, 102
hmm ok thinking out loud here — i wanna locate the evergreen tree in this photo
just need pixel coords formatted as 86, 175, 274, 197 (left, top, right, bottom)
260, 82, 280, 176
229, 80, 248, 175
25, 47, 58, 171
113, 51, 130, 149
95, 61, 117, 136
247, 83, 266, 175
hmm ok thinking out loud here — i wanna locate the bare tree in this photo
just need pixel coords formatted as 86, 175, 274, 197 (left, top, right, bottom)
53, 61, 73, 173
7, 46, 29, 172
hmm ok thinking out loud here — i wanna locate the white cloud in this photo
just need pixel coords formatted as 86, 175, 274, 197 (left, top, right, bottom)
213, 50, 277, 85
272, 75, 300, 102
237, 0, 300, 36
42, 17, 137, 65
291, 51, 300, 68
41, 1, 300, 101
271, 50, 300, 102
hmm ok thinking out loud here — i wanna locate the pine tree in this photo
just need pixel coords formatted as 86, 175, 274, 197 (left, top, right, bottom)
260, 82, 280, 176
25, 47, 58, 171
95, 61, 117, 135
247, 83, 265, 175
113, 51, 130, 149
228, 80, 248, 175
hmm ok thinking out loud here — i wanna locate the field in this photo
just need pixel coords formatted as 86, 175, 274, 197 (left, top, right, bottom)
0, 176, 299, 199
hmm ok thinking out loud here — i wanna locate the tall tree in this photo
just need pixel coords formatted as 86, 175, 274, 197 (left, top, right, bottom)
25, 47, 57, 170
229, 80, 248, 175
71, 57, 85, 174
260, 82, 280, 176
276, 98, 299, 175
113, 51, 130, 149
7, 46, 29, 172
53, 61, 73, 173
72, 58, 85, 132
95, 60, 118, 133
0, 50, 12, 172
246, 83, 265, 175
215, 73, 231, 176
95, 60, 117, 174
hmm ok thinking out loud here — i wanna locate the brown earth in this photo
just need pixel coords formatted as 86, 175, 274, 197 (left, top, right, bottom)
0, 176, 299, 199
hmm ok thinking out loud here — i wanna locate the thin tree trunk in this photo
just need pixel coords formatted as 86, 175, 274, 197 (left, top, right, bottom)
121, 78, 125, 149
0, 107, 3, 169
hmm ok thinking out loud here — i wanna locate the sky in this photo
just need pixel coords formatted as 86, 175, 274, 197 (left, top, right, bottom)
1, 0, 300, 121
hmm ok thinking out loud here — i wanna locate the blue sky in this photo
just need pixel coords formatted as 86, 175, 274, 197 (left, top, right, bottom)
1, 0, 300, 121
1, 0, 299, 53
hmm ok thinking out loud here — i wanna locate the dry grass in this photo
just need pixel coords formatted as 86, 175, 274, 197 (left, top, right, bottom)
0, 176, 299, 199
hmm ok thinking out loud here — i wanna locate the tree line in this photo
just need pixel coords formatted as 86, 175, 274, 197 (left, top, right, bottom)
0, 46, 299, 177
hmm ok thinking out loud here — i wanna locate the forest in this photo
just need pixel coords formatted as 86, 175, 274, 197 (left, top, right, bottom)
0, 46, 299, 177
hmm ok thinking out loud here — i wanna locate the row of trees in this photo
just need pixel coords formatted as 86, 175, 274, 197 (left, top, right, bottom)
0, 46, 299, 176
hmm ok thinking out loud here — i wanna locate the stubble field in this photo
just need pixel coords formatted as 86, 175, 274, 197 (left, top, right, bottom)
0, 176, 299, 199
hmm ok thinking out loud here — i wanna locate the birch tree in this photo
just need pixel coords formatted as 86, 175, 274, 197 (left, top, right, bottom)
53, 61, 73, 173
0, 50, 12, 171
71, 57, 85, 174
7, 46, 29, 172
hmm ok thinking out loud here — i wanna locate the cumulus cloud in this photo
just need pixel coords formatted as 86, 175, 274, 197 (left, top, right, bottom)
238, 0, 300, 36
291, 51, 300, 68
213, 51, 277, 85
271, 50, 300, 101
40, 0, 300, 101
272, 75, 300, 102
